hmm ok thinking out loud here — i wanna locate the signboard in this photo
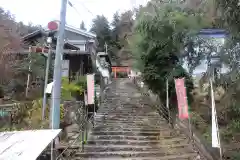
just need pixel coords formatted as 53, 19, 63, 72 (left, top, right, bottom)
62, 60, 69, 77
174, 78, 189, 119
199, 29, 227, 38
48, 21, 58, 30
87, 74, 95, 104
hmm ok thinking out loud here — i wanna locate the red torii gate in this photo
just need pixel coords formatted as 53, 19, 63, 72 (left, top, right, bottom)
111, 66, 130, 78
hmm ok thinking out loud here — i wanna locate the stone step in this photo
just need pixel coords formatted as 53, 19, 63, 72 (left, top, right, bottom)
94, 122, 167, 127
94, 118, 163, 122
95, 115, 162, 119
71, 80, 202, 160
96, 112, 159, 116
74, 150, 196, 158
91, 130, 180, 136
97, 109, 157, 112
73, 153, 198, 160
93, 120, 167, 125
96, 114, 160, 117
98, 108, 157, 111
94, 119, 164, 123
89, 134, 186, 141
81, 144, 192, 152
95, 116, 162, 120
93, 125, 169, 130
94, 122, 165, 126
92, 127, 169, 132
95, 114, 161, 117
86, 138, 188, 145
99, 106, 153, 109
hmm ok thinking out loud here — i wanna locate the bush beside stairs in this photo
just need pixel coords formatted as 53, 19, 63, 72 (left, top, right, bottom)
73, 79, 203, 160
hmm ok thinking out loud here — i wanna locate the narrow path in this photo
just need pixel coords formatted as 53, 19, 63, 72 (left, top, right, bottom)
74, 79, 201, 160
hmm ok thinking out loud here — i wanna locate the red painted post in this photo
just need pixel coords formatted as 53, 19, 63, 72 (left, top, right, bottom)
114, 67, 117, 78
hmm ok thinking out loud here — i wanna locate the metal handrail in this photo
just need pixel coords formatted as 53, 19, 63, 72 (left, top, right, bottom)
56, 113, 94, 159
134, 78, 173, 126
56, 75, 106, 159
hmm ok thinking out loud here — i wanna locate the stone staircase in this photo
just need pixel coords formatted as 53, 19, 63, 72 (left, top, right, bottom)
73, 79, 202, 160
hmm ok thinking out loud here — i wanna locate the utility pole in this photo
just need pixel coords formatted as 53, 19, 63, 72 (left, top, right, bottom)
51, 0, 67, 129
25, 47, 32, 98
42, 37, 52, 120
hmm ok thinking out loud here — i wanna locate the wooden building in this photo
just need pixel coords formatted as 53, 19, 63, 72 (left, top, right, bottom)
22, 23, 97, 80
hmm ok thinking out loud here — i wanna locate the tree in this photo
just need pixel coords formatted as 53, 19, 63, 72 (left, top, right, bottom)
217, 0, 240, 36
0, 7, 42, 99
0, 8, 21, 53
90, 15, 111, 52
80, 21, 86, 31
0, 7, 21, 92
130, 2, 209, 111
111, 12, 120, 42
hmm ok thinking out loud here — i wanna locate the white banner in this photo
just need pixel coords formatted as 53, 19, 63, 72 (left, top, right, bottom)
87, 74, 95, 104
210, 79, 220, 148
62, 60, 69, 77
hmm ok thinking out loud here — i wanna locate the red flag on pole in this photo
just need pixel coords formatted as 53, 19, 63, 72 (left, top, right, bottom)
174, 78, 189, 119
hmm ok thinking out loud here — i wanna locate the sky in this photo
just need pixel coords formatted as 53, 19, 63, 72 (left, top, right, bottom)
0, 0, 149, 29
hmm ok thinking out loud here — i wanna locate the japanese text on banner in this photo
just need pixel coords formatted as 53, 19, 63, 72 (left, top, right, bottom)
87, 74, 95, 104
174, 78, 189, 119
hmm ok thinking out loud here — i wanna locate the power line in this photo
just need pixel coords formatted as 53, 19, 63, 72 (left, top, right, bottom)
68, 0, 95, 17
68, 0, 82, 17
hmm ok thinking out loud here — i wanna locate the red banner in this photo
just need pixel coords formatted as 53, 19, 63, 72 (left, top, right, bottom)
174, 78, 189, 119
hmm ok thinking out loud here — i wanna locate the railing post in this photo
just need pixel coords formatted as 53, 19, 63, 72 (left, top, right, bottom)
100, 75, 104, 104
166, 78, 171, 126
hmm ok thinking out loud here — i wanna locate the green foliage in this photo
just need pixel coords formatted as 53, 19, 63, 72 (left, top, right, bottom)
91, 15, 112, 52
28, 76, 88, 128
229, 103, 240, 119
75, 76, 87, 91
61, 77, 86, 101
90, 11, 134, 65
221, 128, 233, 142
130, 4, 209, 109
203, 128, 211, 143
231, 152, 240, 160
217, 0, 240, 37
228, 120, 240, 132
80, 21, 86, 31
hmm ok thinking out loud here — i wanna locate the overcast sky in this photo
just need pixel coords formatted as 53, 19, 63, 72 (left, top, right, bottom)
0, 0, 149, 29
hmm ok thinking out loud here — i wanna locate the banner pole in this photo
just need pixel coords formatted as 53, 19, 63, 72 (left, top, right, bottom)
210, 78, 223, 160
166, 78, 171, 126
183, 77, 193, 140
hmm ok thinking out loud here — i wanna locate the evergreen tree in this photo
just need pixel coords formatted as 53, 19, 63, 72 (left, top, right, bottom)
80, 21, 86, 31
90, 15, 111, 52
111, 12, 120, 41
